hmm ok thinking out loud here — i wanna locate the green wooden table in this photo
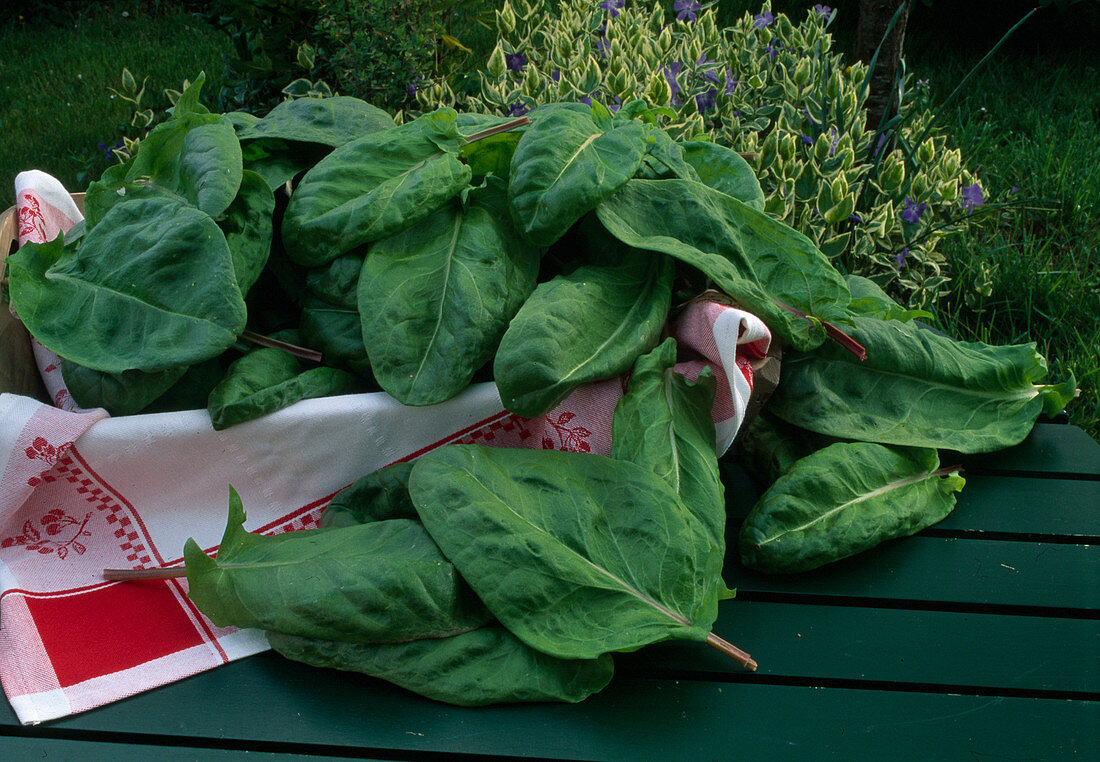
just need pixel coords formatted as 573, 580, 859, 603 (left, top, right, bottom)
3, 422, 1097, 760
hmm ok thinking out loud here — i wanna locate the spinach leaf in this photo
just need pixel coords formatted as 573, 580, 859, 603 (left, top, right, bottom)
508, 103, 650, 246
281, 109, 473, 266
596, 178, 851, 350
185, 487, 492, 642
240, 138, 329, 192
846, 274, 932, 322
304, 254, 364, 309
7, 197, 247, 373
85, 76, 242, 227
299, 299, 374, 379
359, 177, 540, 405
234, 96, 394, 147
218, 169, 275, 297
206, 347, 361, 430
267, 626, 613, 706
321, 462, 417, 528
680, 141, 766, 209
408, 445, 722, 660
732, 411, 834, 489
60, 358, 187, 416
769, 315, 1078, 452
612, 338, 724, 553
636, 129, 701, 181
494, 248, 673, 417
139, 358, 226, 414
738, 442, 965, 573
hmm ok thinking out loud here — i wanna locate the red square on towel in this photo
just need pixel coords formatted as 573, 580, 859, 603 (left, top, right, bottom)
25, 582, 205, 688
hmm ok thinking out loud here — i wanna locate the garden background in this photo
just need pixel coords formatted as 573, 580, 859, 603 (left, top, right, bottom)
1, 0, 1096, 438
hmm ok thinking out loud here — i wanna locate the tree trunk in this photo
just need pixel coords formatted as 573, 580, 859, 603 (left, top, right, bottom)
856, 0, 911, 130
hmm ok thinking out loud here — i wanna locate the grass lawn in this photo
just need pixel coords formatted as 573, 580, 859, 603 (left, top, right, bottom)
0, 1, 228, 210
1, 1, 1095, 438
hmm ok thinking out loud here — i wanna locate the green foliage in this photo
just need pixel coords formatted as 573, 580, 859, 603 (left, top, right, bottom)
200, 0, 488, 115
738, 441, 965, 573
418, 0, 989, 310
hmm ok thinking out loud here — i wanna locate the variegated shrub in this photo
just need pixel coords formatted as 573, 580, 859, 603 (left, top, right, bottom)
413, 0, 987, 310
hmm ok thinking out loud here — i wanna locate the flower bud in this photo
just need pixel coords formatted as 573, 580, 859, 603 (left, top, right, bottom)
793, 59, 811, 88
497, 2, 516, 35
487, 44, 507, 79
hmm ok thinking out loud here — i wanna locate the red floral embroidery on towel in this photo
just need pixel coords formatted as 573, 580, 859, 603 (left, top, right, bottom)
17, 192, 47, 241
25, 436, 75, 487
1, 508, 92, 560
542, 411, 591, 453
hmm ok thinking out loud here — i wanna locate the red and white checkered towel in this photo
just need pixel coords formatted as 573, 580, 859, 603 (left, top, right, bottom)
0, 171, 771, 725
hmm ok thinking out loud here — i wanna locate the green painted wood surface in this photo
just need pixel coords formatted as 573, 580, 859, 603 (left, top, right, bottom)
723, 535, 1099, 611
1, 424, 1096, 759
622, 601, 1099, 694
958, 423, 1100, 476
3, 655, 1096, 760
1, 736, 376, 761
938, 475, 1100, 537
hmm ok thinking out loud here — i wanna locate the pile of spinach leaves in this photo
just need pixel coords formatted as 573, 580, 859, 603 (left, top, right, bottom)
6, 78, 1076, 703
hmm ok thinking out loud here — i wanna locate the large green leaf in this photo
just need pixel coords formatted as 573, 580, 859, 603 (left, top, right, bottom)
680, 141, 766, 210
408, 445, 721, 660
185, 487, 492, 642
738, 442, 965, 573
267, 626, 613, 706
321, 462, 417, 528
494, 249, 673, 417
217, 169, 275, 296
7, 197, 246, 373
845, 274, 932, 322
359, 178, 540, 405
299, 299, 373, 379
596, 178, 851, 350
206, 348, 361, 430
304, 254, 364, 309
281, 109, 472, 266
611, 338, 723, 552
60, 358, 187, 416
768, 315, 1078, 453
85, 112, 242, 227
234, 96, 394, 147
508, 103, 649, 246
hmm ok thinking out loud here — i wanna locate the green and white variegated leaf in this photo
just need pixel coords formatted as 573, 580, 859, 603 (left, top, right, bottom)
359, 177, 540, 405
408, 445, 722, 660
612, 338, 723, 552
739, 442, 965, 573
769, 315, 1078, 453
508, 103, 650, 246
281, 108, 472, 267
494, 248, 673, 417
596, 178, 850, 351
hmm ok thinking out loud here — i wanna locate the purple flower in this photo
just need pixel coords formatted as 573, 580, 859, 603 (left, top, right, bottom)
828, 127, 839, 156
961, 183, 985, 213
674, 0, 701, 23
753, 10, 774, 29
1009, 186, 1019, 195
600, 0, 625, 17
505, 52, 526, 73
849, 212, 863, 223
724, 69, 738, 95
610, 95, 622, 113
765, 40, 781, 61
551, 69, 561, 82
508, 102, 529, 117
578, 95, 592, 106
874, 132, 889, 157
894, 247, 909, 270
801, 134, 814, 146
597, 35, 610, 56
813, 4, 833, 20
696, 88, 718, 113
704, 69, 721, 86
663, 61, 684, 103
902, 196, 927, 224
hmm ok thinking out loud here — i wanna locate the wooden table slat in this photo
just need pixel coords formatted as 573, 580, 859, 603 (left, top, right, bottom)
5, 657, 1096, 761
958, 423, 1100, 477
623, 601, 1099, 694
